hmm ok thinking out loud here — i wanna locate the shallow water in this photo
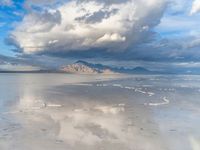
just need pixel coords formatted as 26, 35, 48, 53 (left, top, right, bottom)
0, 73, 200, 150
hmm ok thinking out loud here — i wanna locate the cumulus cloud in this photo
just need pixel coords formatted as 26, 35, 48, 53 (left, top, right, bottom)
16, 10, 61, 33
191, 0, 200, 14
8, 0, 168, 54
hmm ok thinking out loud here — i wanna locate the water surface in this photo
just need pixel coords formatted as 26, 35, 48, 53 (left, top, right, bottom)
0, 74, 200, 150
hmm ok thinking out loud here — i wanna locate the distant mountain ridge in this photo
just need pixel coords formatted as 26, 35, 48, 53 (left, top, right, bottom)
61, 60, 154, 74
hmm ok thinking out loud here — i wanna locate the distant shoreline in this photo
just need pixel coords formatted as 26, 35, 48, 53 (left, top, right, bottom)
1, 71, 200, 75
0, 71, 60, 73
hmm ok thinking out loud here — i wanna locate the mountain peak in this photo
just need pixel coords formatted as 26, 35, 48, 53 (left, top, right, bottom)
61, 61, 153, 74
61, 61, 115, 74
75, 60, 88, 65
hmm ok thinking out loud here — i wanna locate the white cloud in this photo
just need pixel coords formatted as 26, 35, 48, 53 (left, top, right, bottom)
17, 10, 61, 33
191, 0, 200, 14
96, 33, 126, 43
10, 0, 167, 54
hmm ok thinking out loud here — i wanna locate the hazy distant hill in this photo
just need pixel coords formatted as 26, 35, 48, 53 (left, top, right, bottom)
0, 70, 57, 73
61, 60, 154, 74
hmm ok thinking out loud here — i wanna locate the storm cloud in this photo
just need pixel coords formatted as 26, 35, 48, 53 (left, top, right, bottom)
8, 0, 168, 55
2, 0, 200, 67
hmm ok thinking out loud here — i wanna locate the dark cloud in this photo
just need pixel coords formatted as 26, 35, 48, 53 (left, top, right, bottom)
0, 55, 20, 65
75, 9, 118, 24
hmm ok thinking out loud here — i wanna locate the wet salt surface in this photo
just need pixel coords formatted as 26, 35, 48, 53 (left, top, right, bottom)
0, 74, 200, 150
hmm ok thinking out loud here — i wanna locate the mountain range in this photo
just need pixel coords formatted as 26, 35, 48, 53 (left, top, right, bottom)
61, 60, 155, 74
1, 60, 200, 75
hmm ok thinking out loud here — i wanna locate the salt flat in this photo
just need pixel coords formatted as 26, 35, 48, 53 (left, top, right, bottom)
0, 74, 200, 150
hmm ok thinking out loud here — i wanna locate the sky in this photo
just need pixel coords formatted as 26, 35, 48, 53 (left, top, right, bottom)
1, 0, 200, 71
